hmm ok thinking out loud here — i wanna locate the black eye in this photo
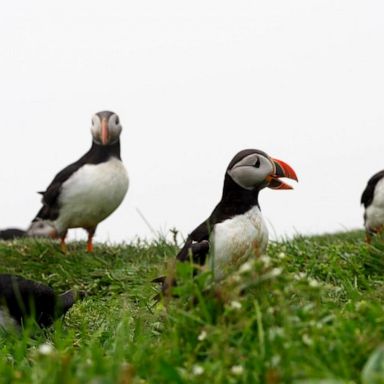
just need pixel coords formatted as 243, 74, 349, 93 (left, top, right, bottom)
254, 157, 261, 168
115, 117, 119, 125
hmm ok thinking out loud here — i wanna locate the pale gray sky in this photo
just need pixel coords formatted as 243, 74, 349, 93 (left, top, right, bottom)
1, 1, 383, 244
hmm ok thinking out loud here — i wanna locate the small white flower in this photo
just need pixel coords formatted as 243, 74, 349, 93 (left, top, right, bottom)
270, 267, 283, 277
231, 365, 244, 375
271, 355, 281, 367
230, 301, 242, 310
230, 274, 241, 283
293, 272, 306, 280
192, 365, 204, 376
239, 260, 253, 274
38, 343, 54, 356
302, 304, 315, 313
308, 278, 320, 288
302, 334, 313, 346
356, 300, 367, 310
267, 307, 275, 315
198, 330, 207, 341
277, 252, 286, 259
268, 327, 284, 341
259, 255, 272, 267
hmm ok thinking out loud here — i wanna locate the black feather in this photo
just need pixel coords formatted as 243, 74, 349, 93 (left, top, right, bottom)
0, 229, 26, 240
361, 170, 384, 208
0, 274, 79, 328
33, 140, 121, 222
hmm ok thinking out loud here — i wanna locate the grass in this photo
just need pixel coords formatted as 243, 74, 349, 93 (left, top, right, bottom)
1, 230, 384, 383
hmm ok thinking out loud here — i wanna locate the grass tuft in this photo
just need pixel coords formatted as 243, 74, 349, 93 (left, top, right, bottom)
0, 230, 384, 383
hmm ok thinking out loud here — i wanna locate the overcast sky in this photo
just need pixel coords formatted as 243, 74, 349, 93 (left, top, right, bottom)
0, 1, 383, 245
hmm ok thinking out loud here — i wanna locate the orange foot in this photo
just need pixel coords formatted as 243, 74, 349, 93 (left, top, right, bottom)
86, 229, 95, 253
60, 237, 67, 253
87, 240, 94, 253
366, 225, 384, 244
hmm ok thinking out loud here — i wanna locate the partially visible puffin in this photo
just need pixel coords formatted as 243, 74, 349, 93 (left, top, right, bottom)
361, 170, 384, 243
0, 228, 26, 240
156, 149, 298, 291
27, 111, 129, 252
0, 274, 82, 330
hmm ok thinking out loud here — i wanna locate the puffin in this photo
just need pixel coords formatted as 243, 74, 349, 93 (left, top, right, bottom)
0, 228, 26, 240
27, 111, 129, 252
361, 170, 384, 243
0, 274, 81, 330
155, 148, 298, 293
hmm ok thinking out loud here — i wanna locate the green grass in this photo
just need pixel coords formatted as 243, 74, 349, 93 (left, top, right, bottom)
1, 231, 384, 383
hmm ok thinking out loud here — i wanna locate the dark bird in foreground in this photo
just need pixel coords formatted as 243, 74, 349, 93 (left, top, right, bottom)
361, 170, 384, 243
0, 274, 82, 330
155, 148, 298, 294
0, 228, 27, 240
27, 111, 129, 252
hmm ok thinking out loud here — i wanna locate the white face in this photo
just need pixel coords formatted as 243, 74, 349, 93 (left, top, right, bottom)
0, 307, 18, 331
27, 220, 56, 237
227, 153, 275, 190
91, 112, 122, 145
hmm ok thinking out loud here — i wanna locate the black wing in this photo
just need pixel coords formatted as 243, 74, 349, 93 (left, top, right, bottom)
175, 196, 232, 263
176, 197, 242, 265
34, 141, 121, 221
153, 231, 210, 300
176, 221, 211, 265
153, 201, 234, 298
361, 170, 384, 208
34, 162, 86, 221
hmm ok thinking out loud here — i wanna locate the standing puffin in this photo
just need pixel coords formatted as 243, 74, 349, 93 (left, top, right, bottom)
27, 111, 129, 252
361, 170, 384, 243
0, 274, 81, 330
156, 149, 297, 291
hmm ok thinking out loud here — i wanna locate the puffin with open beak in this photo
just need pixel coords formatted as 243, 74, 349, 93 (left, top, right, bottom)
155, 148, 298, 292
27, 111, 129, 252
361, 170, 384, 243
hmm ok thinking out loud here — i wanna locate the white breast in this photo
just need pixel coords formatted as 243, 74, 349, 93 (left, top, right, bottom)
0, 307, 17, 331
56, 158, 129, 232
210, 206, 268, 280
365, 178, 384, 231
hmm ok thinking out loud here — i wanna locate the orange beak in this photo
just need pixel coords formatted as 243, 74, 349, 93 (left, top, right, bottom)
267, 158, 298, 190
101, 118, 109, 145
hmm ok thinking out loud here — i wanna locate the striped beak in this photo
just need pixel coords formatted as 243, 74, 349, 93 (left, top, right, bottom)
267, 158, 298, 190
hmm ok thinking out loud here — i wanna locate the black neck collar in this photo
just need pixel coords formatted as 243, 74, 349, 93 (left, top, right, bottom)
217, 174, 260, 216
84, 140, 121, 164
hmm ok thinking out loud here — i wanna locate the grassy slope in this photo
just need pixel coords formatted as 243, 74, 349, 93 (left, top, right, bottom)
1, 231, 384, 383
